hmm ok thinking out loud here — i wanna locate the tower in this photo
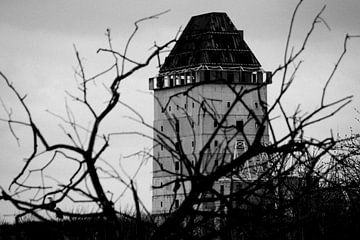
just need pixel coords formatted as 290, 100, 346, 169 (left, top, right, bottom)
149, 12, 271, 215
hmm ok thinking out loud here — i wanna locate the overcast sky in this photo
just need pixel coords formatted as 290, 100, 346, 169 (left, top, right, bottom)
0, 0, 359, 221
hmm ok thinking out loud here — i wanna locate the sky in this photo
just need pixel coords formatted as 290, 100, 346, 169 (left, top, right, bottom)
0, 0, 359, 221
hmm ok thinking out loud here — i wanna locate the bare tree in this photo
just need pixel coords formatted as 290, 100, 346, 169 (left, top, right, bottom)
0, 10, 177, 239
0, 1, 359, 240
146, 2, 360, 240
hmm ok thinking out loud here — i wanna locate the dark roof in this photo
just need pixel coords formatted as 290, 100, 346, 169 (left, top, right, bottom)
160, 12, 261, 73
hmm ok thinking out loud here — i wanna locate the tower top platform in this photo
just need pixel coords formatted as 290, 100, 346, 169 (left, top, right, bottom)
160, 12, 261, 73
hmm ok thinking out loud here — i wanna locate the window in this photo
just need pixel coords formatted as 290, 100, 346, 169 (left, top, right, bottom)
175, 75, 180, 85
184, 103, 187, 109
215, 71, 222, 81
204, 70, 210, 82
191, 121, 195, 128
180, 75, 185, 85
169, 75, 174, 87
243, 71, 251, 83
186, 74, 193, 84
160, 125, 163, 132
236, 120, 244, 131
164, 76, 169, 87
149, 77, 154, 90
175, 119, 179, 132
227, 102, 231, 108
175, 142, 181, 151
220, 185, 224, 195
266, 71, 272, 83
175, 199, 179, 208
214, 140, 218, 147
161, 145, 164, 151
169, 106, 171, 112
214, 159, 218, 167
175, 161, 180, 171
228, 72, 234, 82
255, 102, 258, 108
160, 201, 163, 207
192, 102, 195, 108
156, 77, 164, 89
251, 72, 257, 83
177, 105, 179, 111
191, 141, 194, 147
214, 120, 218, 128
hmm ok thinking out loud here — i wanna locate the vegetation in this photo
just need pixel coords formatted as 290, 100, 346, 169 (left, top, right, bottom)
1, 1, 359, 239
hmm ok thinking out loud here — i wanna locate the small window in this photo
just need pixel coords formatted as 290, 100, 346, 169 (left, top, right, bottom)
175, 161, 180, 171
191, 141, 194, 147
204, 70, 210, 82
160, 125, 163, 132
220, 185, 224, 195
175, 120, 179, 132
175, 142, 181, 151
228, 72, 234, 82
180, 75, 185, 85
169, 75, 174, 87
160, 201, 163, 207
251, 72, 257, 83
243, 71, 251, 83
177, 105, 179, 111
215, 71, 222, 81
161, 145, 164, 151
156, 77, 164, 89
184, 103, 187, 109
236, 120, 244, 131
169, 106, 171, 112
175, 199, 179, 208
227, 102, 231, 108
186, 74, 193, 84
192, 102, 195, 108
255, 102, 258, 108
214, 140, 218, 147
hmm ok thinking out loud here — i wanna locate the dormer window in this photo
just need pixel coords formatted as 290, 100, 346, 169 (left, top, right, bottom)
175, 75, 181, 85
180, 75, 185, 85
169, 75, 174, 87
228, 72, 234, 82
251, 72, 257, 83
164, 76, 169, 87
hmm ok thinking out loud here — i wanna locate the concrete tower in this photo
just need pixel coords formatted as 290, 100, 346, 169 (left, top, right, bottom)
149, 12, 271, 215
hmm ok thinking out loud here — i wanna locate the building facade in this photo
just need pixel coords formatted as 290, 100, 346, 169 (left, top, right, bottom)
149, 12, 271, 215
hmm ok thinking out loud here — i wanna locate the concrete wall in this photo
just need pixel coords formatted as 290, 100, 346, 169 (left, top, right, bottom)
152, 70, 269, 214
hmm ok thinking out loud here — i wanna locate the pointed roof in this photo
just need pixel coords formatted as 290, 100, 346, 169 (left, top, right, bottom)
160, 12, 261, 73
